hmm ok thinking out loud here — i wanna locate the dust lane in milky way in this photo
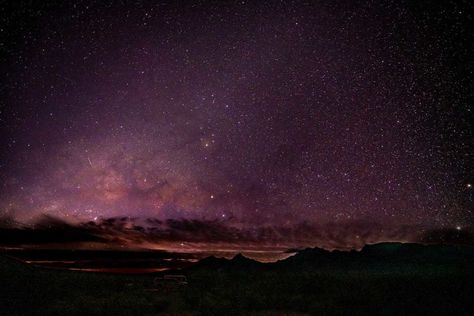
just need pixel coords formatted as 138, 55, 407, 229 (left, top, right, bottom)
0, 1, 472, 246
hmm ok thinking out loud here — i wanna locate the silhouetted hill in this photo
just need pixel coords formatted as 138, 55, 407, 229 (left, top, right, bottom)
187, 253, 263, 272
187, 255, 229, 270
188, 242, 474, 273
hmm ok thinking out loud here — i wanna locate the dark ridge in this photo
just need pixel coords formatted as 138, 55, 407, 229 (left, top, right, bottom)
0, 226, 106, 245
191, 243, 474, 272
229, 253, 262, 268
230, 253, 252, 262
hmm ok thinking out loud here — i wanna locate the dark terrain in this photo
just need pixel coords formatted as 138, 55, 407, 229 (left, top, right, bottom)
1, 243, 473, 315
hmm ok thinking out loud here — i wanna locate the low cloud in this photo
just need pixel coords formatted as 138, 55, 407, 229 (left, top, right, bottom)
1, 214, 453, 250
0, 215, 107, 245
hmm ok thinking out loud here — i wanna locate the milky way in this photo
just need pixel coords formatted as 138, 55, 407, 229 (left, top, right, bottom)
0, 1, 472, 248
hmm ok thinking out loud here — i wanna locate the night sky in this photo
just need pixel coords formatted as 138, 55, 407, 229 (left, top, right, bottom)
1, 1, 472, 250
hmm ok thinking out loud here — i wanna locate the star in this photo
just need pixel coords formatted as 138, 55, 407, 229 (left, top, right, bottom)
0, 0, 471, 250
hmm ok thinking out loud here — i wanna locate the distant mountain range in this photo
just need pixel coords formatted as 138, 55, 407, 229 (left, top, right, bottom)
185, 242, 474, 273
0, 241, 473, 276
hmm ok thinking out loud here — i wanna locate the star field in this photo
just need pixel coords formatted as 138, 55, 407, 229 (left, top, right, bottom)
0, 0, 472, 248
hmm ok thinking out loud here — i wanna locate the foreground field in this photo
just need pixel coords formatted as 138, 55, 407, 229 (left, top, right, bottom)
1, 244, 474, 315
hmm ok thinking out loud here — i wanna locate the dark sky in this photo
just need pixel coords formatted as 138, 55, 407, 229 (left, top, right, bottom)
0, 0, 472, 248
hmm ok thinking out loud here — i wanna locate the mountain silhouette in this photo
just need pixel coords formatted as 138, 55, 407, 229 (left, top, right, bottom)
188, 242, 474, 273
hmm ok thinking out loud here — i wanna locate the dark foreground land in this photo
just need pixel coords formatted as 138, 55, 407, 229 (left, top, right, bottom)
1, 243, 474, 315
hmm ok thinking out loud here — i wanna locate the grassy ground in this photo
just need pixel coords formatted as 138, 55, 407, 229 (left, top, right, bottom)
1, 255, 473, 315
